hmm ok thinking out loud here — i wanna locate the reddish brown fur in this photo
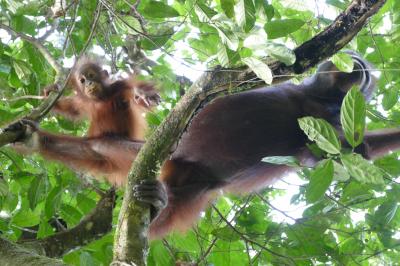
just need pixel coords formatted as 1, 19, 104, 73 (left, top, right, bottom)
27, 58, 159, 185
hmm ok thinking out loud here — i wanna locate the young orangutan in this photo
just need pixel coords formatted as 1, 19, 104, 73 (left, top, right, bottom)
12, 58, 160, 185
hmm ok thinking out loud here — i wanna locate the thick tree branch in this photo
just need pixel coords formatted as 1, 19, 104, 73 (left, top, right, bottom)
112, 0, 386, 265
20, 189, 116, 258
0, 236, 66, 266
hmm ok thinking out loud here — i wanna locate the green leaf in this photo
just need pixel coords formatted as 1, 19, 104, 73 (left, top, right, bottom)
242, 57, 273, 84
220, 0, 235, 18
12, 60, 32, 85
332, 161, 350, 181
12, 207, 40, 227
195, 3, 217, 22
306, 159, 334, 203
382, 89, 398, 111
76, 193, 97, 214
265, 42, 296, 65
263, 3, 274, 21
215, 27, 239, 51
376, 201, 399, 225
140, 27, 174, 50
262, 156, 300, 167
264, 19, 305, 39
0, 179, 8, 197
37, 220, 54, 238
217, 44, 230, 67
211, 226, 240, 241
331, 53, 354, 73
341, 153, 384, 184
142, 1, 180, 18
79, 252, 95, 266
340, 238, 364, 254
27, 175, 47, 210
374, 154, 400, 176
148, 240, 174, 266
116, 16, 141, 35
340, 86, 366, 148
45, 186, 62, 219
298, 117, 341, 154
234, 0, 256, 32
61, 204, 83, 225
326, 0, 347, 9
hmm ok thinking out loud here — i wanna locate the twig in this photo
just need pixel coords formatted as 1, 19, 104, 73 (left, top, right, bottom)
7, 95, 46, 101
38, 20, 60, 42
62, 0, 80, 57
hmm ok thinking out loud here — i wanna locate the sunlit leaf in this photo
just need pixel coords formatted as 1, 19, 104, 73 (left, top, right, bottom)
264, 19, 305, 39
242, 57, 273, 84
332, 52, 354, 73
142, 1, 180, 18
262, 156, 300, 167
306, 159, 334, 203
341, 153, 384, 184
298, 117, 341, 154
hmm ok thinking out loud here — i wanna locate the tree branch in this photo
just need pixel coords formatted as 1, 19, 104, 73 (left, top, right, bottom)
0, 236, 66, 266
19, 189, 116, 258
112, 0, 386, 265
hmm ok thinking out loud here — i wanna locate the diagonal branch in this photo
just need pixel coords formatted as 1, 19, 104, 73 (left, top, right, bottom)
20, 189, 116, 258
112, 0, 386, 265
0, 236, 67, 266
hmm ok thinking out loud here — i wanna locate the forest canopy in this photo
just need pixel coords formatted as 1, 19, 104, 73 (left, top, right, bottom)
0, 0, 399, 265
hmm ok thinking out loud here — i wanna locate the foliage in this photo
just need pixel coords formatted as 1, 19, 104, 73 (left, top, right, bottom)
0, 0, 400, 265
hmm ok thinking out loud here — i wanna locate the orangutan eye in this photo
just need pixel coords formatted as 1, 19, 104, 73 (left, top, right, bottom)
80, 78, 85, 84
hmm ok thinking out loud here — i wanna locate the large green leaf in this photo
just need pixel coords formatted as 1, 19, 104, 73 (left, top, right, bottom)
195, 3, 217, 22
234, 0, 256, 32
382, 88, 399, 111
242, 57, 273, 84
331, 53, 354, 73
140, 27, 174, 50
306, 159, 334, 203
215, 27, 239, 51
341, 153, 384, 184
142, 1, 180, 18
27, 175, 47, 210
340, 86, 366, 148
45, 186, 62, 219
298, 117, 341, 154
264, 19, 305, 39
220, 0, 235, 18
